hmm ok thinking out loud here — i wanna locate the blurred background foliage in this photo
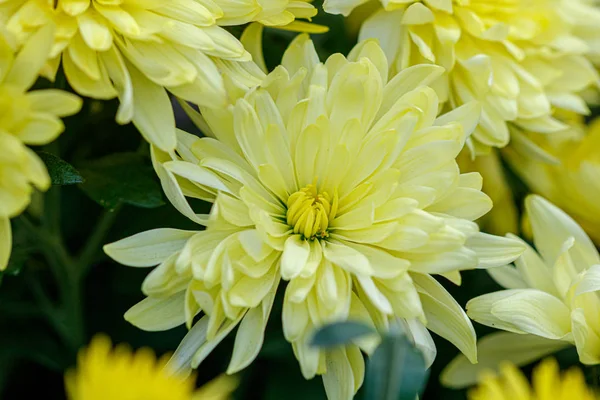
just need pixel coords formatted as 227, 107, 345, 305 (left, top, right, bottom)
0, 3, 590, 399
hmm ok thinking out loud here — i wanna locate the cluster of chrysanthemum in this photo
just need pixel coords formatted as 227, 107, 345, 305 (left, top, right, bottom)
3, 0, 600, 399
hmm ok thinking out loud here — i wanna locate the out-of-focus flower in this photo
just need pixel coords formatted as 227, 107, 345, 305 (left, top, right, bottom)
469, 358, 597, 400
0, 0, 323, 152
65, 334, 238, 400
324, 0, 600, 155
442, 195, 600, 388
0, 25, 82, 271
504, 115, 600, 244
105, 36, 525, 399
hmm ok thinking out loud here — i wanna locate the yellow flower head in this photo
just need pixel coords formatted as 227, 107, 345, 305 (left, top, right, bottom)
324, 0, 600, 155
467, 195, 600, 366
469, 358, 597, 400
0, 25, 82, 270
65, 335, 237, 400
504, 115, 600, 244
105, 36, 525, 398
0, 0, 320, 152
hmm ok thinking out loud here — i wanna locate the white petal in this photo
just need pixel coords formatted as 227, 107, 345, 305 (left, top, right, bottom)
403, 318, 437, 368
192, 313, 245, 368
99, 46, 134, 124
356, 275, 393, 315
322, 349, 355, 400
572, 308, 600, 364
227, 289, 275, 375
281, 235, 310, 280
467, 289, 572, 339
508, 233, 559, 296
166, 315, 209, 377
104, 229, 196, 267
413, 273, 477, 363
526, 195, 600, 267
127, 62, 176, 152
466, 232, 526, 269
124, 293, 186, 331
227, 307, 266, 373
152, 147, 209, 225
576, 265, 600, 296
323, 240, 372, 276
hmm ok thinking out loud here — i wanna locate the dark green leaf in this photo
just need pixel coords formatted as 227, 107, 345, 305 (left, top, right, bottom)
364, 331, 429, 400
78, 152, 165, 211
37, 151, 84, 185
310, 321, 375, 348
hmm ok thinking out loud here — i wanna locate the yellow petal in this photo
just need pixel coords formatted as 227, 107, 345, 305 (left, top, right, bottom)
0, 216, 11, 271
127, 62, 177, 151
5, 24, 55, 92
26, 89, 83, 117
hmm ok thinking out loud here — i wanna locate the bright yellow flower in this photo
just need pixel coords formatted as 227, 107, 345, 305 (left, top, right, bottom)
469, 358, 597, 400
0, 25, 82, 271
324, 0, 600, 155
65, 335, 238, 400
453, 196, 600, 385
105, 36, 525, 399
0, 0, 321, 152
504, 115, 600, 244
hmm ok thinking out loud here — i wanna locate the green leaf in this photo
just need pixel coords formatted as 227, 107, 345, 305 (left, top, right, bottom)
310, 321, 375, 348
364, 331, 429, 400
37, 151, 84, 185
78, 152, 165, 211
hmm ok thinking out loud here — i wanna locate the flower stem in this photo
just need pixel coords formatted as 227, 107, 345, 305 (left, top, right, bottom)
18, 201, 122, 357
76, 203, 123, 279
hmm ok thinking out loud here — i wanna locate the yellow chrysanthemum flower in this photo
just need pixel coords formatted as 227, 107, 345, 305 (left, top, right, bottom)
65, 335, 238, 400
443, 195, 600, 388
469, 358, 597, 400
504, 115, 600, 244
0, 0, 322, 152
324, 0, 600, 155
106, 36, 525, 399
0, 25, 82, 271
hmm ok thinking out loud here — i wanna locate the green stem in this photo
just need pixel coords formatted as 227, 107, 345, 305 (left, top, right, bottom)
18, 215, 72, 294
76, 203, 123, 279
18, 202, 122, 354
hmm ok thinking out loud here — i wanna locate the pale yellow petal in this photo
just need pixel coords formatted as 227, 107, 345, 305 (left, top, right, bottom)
0, 217, 11, 271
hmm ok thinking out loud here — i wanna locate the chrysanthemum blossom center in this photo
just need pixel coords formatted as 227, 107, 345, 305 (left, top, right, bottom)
286, 184, 338, 240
